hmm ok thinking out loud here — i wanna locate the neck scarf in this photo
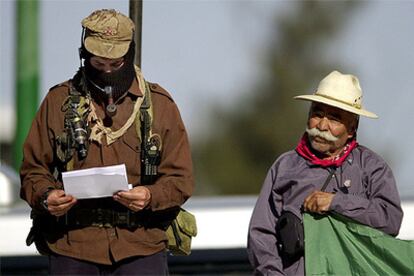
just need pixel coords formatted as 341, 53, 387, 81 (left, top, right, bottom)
295, 133, 357, 167
87, 65, 147, 145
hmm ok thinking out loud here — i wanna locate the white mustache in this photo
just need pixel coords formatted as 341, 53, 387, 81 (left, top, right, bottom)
306, 127, 338, 142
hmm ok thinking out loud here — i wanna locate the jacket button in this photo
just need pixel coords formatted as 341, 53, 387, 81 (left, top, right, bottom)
109, 229, 116, 237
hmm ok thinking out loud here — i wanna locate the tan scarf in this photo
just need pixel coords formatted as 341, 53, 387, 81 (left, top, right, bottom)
88, 65, 146, 145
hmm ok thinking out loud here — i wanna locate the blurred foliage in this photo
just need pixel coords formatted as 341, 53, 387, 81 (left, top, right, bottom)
193, 1, 359, 195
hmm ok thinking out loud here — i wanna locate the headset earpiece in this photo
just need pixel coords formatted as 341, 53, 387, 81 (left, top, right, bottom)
79, 47, 86, 59
79, 27, 87, 61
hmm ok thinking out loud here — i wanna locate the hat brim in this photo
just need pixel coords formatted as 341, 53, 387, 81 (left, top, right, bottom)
294, 94, 378, 119
84, 36, 130, 59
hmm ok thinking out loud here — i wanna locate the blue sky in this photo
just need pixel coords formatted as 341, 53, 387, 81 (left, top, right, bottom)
1, 0, 414, 197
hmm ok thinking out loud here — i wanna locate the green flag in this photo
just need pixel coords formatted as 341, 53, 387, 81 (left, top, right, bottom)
14, 0, 39, 170
304, 213, 414, 275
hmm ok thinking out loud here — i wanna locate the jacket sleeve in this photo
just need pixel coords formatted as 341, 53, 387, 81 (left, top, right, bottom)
145, 95, 194, 211
248, 165, 285, 275
330, 152, 403, 236
20, 94, 60, 211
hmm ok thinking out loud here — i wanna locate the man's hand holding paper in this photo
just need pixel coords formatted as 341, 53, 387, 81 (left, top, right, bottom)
47, 164, 146, 217
62, 164, 130, 199
45, 189, 77, 217
114, 186, 152, 212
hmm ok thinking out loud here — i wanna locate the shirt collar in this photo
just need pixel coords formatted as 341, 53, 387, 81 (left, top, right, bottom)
127, 77, 144, 98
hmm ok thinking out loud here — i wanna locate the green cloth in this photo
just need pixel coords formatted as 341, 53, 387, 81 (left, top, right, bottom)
304, 213, 414, 275
14, 0, 39, 170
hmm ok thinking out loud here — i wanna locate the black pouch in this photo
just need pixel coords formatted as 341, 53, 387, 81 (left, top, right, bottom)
26, 212, 53, 255
276, 169, 335, 259
276, 210, 304, 258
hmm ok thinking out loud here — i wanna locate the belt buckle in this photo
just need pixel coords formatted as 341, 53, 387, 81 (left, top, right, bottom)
92, 222, 104, 228
117, 211, 130, 226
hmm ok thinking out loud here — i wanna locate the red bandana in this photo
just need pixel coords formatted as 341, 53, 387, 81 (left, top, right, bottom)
295, 133, 358, 167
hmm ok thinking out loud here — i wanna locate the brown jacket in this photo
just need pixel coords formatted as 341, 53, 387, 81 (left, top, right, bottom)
20, 76, 194, 264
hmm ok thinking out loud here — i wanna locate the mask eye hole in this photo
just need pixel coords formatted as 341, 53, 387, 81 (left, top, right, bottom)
90, 57, 125, 72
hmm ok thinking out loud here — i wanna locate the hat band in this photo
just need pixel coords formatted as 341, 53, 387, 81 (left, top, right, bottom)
316, 92, 362, 109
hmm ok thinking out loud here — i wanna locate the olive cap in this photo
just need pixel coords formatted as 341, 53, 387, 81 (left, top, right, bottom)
81, 9, 135, 59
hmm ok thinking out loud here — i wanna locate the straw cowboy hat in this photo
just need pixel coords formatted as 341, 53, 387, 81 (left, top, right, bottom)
81, 9, 135, 59
294, 70, 378, 119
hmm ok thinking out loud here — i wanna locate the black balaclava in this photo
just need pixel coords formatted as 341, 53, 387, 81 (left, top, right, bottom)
83, 40, 136, 102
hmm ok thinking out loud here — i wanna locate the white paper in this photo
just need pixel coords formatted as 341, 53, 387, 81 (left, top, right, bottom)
62, 164, 129, 199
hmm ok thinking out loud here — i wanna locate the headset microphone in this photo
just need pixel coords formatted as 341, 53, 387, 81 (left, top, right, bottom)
105, 86, 117, 117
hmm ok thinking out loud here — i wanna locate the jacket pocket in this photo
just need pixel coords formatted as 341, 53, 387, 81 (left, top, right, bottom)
68, 227, 106, 242
119, 132, 141, 184
122, 132, 141, 153
122, 227, 166, 244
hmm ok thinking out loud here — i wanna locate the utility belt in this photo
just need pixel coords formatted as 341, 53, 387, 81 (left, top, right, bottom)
57, 207, 175, 229
60, 208, 144, 228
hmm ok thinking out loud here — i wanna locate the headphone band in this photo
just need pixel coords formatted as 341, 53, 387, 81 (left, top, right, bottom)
79, 27, 87, 60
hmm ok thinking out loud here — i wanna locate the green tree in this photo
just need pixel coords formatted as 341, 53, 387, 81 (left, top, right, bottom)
193, 1, 359, 195
13, 0, 40, 170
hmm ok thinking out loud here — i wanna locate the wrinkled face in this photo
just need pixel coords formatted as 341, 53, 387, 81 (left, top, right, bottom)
307, 102, 358, 157
89, 56, 125, 73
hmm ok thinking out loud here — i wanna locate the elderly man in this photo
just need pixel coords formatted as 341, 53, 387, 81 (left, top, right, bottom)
20, 9, 193, 275
247, 70, 403, 275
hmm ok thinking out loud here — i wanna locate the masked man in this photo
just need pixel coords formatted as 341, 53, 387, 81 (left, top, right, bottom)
20, 9, 193, 275
247, 70, 403, 275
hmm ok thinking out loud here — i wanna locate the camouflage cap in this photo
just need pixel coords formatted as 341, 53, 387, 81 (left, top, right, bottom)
81, 9, 135, 59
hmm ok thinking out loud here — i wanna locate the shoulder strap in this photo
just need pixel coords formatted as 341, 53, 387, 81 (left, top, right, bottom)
139, 81, 153, 140
320, 168, 336, 192
138, 81, 161, 184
